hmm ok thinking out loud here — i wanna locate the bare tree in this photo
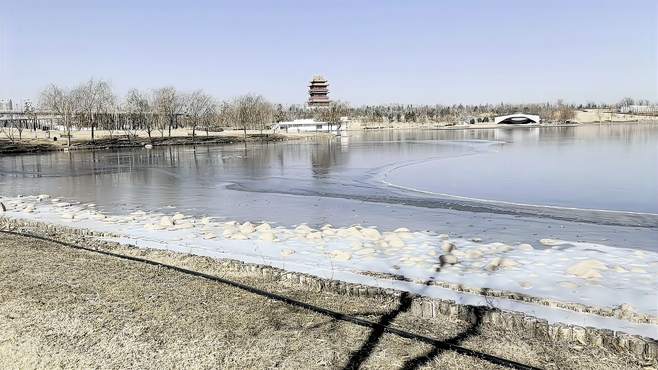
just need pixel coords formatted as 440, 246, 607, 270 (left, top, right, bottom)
10, 101, 37, 140
233, 95, 252, 138
24, 101, 39, 137
317, 101, 350, 132
255, 98, 273, 135
125, 89, 152, 140
554, 99, 576, 122
233, 94, 256, 139
231, 94, 272, 139
201, 101, 217, 137
0, 119, 17, 142
95, 81, 116, 135
153, 87, 182, 137
273, 104, 286, 123
619, 97, 635, 108
16, 120, 25, 141
72, 79, 115, 141
150, 93, 167, 138
41, 84, 75, 146
183, 90, 215, 141
215, 101, 234, 129
108, 101, 122, 138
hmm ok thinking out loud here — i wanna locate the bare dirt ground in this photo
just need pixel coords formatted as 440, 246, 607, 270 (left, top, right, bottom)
0, 233, 644, 369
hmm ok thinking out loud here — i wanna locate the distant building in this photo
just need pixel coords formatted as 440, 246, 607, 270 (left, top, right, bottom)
307, 75, 330, 108
272, 118, 346, 133
0, 99, 13, 111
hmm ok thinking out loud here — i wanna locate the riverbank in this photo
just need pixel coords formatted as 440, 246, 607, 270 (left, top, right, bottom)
0, 195, 657, 355
0, 227, 648, 369
0, 133, 294, 155
350, 118, 658, 130
1, 195, 657, 326
3, 120, 656, 155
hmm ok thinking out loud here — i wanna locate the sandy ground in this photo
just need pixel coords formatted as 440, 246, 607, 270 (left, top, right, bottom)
574, 109, 658, 123
0, 233, 644, 369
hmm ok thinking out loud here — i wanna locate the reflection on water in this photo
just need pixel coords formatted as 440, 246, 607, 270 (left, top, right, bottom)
1, 123, 657, 250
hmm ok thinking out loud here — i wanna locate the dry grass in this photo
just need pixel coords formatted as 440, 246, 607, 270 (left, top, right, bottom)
0, 234, 643, 369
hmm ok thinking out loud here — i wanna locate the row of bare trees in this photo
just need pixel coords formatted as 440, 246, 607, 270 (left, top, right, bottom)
225, 94, 273, 138
316, 101, 350, 131
37, 80, 280, 144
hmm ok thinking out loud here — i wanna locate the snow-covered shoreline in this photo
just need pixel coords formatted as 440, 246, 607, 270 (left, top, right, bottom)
1, 194, 657, 339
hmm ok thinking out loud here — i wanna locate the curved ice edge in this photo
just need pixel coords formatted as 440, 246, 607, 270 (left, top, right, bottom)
104, 235, 658, 340
381, 153, 658, 217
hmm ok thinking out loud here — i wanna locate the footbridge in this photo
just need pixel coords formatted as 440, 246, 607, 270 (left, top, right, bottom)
494, 114, 541, 124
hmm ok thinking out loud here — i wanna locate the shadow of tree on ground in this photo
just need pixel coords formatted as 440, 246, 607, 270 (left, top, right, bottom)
342, 292, 414, 370
342, 265, 492, 370
341, 295, 487, 370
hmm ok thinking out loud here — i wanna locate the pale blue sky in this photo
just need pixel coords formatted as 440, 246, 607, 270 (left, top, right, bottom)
1, 0, 656, 105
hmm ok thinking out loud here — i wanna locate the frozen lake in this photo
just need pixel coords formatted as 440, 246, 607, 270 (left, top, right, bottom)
1, 123, 657, 250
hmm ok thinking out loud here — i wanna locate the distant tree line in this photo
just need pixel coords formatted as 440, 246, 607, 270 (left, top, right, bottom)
2, 78, 655, 145
31, 79, 352, 145
326, 98, 655, 125
344, 101, 582, 124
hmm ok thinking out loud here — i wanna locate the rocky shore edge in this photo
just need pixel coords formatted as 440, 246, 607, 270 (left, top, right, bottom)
0, 217, 656, 364
358, 271, 657, 326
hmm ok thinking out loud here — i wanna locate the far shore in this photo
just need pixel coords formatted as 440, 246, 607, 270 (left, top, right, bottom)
0, 130, 311, 155
355, 118, 658, 131
1, 119, 656, 155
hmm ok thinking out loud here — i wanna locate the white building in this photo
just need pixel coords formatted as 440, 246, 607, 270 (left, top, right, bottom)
272, 118, 347, 133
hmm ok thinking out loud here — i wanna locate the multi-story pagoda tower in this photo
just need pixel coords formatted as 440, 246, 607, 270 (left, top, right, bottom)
307, 75, 330, 108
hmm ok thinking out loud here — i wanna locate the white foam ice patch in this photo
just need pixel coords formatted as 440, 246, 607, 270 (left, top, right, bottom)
2, 194, 657, 339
